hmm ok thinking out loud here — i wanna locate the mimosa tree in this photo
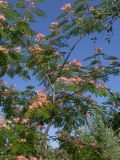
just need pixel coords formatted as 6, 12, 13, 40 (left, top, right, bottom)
0, 0, 120, 159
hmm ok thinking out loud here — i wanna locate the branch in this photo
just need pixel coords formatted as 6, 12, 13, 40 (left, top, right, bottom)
56, 34, 86, 78
45, 73, 55, 103
42, 118, 53, 148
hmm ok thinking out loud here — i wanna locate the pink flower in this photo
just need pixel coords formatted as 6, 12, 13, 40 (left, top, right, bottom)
69, 59, 83, 67
21, 118, 30, 124
29, 90, 48, 110
16, 155, 28, 160
96, 82, 106, 89
29, 46, 43, 53
0, 45, 8, 54
57, 77, 83, 84
0, 14, 5, 20
12, 117, 20, 123
13, 46, 21, 53
88, 79, 96, 84
0, 117, 5, 125
36, 90, 46, 96
36, 33, 45, 40
30, 157, 38, 160
61, 3, 72, 11
36, 124, 44, 130
82, 72, 89, 77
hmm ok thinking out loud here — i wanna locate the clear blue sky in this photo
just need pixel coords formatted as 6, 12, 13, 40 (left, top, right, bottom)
4, 0, 120, 91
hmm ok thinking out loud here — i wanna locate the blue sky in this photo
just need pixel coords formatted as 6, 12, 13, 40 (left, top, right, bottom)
5, 0, 120, 91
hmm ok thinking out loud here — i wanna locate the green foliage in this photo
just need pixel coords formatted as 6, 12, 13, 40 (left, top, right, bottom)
32, 8, 46, 17
58, 115, 120, 160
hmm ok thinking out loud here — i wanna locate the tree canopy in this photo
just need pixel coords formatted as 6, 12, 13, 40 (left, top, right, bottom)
0, 0, 120, 159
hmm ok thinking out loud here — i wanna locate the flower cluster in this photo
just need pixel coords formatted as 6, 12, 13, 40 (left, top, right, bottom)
36, 124, 44, 130
21, 118, 30, 124
30, 157, 38, 160
29, 90, 48, 110
61, 3, 72, 11
87, 79, 96, 84
0, 124, 10, 130
50, 22, 59, 32
57, 59, 82, 71
69, 59, 83, 67
0, 45, 8, 54
0, 117, 5, 125
56, 75, 98, 85
0, 0, 9, 8
13, 46, 21, 53
0, 117, 10, 130
12, 117, 20, 123
0, 14, 5, 20
82, 72, 89, 77
12, 117, 30, 124
36, 33, 45, 41
17, 156, 37, 160
29, 46, 43, 53
57, 77, 83, 84
16, 155, 28, 160
96, 82, 107, 89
